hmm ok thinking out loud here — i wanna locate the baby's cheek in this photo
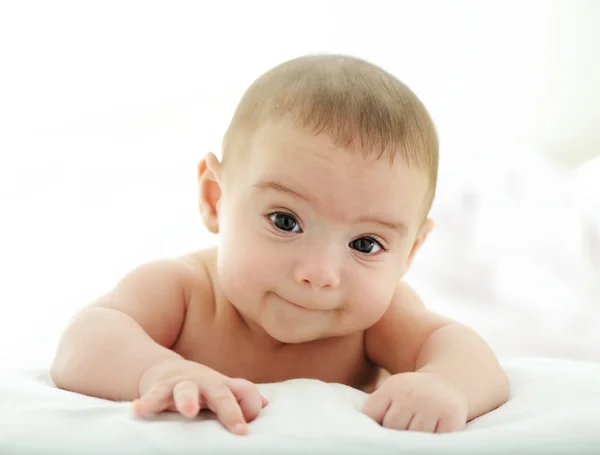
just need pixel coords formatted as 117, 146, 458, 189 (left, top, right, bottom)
349, 289, 392, 329
217, 237, 276, 303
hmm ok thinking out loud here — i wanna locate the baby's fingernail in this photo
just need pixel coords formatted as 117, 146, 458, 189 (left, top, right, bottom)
232, 423, 247, 435
182, 402, 198, 415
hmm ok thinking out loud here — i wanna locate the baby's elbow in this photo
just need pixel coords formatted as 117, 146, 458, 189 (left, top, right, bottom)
494, 368, 511, 408
49, 322, 83, 389
49, 354, 68, 389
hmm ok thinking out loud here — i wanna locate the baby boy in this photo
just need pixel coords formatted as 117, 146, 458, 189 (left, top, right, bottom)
51, 54, 509, 435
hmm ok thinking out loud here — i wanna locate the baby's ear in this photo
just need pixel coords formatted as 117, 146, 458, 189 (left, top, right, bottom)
405, 218, 434, 269
197, 152, 222, 234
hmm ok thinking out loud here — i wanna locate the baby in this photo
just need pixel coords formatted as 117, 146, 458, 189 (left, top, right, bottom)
51, 54, 509, 435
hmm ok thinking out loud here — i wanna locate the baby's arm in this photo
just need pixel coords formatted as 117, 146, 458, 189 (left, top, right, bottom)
50, 259, 190, 401
364, 282, 509, 430
51, 258, 266, 434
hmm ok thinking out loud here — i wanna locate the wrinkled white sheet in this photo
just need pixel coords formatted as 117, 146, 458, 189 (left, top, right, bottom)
2, 358, 600, 454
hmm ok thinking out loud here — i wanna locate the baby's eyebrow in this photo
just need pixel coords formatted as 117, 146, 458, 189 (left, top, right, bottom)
253, 180, 311, 203
355, 216, 408, 235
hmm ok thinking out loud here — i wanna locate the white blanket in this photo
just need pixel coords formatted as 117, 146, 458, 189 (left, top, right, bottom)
2, 358, 599, 454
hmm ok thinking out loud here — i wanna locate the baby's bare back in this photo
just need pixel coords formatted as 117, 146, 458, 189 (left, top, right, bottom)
172, 249, 382, 392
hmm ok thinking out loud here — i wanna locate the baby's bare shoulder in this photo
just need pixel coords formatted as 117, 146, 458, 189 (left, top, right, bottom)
78, 251, 214, 350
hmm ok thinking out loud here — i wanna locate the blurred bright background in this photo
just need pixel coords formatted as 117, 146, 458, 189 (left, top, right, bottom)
0, 0, 598, 370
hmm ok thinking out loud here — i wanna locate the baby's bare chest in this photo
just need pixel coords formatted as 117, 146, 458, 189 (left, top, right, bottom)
171, 299, 380, 392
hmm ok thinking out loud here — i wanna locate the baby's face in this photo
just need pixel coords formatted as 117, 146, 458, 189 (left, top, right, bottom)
215, 119, 431, 344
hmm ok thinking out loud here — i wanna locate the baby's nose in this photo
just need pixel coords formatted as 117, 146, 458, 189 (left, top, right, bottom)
292, 254, 341, 291
298, 272, 340, 290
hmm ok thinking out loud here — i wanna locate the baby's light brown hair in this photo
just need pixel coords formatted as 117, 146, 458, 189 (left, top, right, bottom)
222, 54, 439, 211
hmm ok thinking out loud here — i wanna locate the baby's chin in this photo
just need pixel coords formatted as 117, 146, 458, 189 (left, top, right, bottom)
260, 319, 353, 345
264, 327, 324, 344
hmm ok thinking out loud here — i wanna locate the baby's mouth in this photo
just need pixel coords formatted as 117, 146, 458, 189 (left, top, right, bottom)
275, 293, 327, 311
280, 295, 309, 310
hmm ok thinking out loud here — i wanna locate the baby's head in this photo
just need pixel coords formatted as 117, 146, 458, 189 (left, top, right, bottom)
198, 54, 438, 344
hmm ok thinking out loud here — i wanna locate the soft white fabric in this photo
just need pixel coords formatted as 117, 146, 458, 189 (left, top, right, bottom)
2, 358, 599, 454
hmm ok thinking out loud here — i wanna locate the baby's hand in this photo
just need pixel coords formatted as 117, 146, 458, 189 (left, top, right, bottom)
132, 359, 268, 435
362, 371, 468, 433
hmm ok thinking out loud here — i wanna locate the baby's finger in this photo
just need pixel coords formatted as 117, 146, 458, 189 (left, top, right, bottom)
201, 383, 247, 435
435, 415, 465, 433
133, 383, 173, 416
382, 403, 414, 430
261, 394, 269, 408
173, 380, 200, 418
407, 412, 437, 433
228, 378, 264, 422
362, 392, 391, 425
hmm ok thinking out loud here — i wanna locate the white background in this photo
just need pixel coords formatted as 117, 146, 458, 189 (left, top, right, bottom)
1, 0, 599, 370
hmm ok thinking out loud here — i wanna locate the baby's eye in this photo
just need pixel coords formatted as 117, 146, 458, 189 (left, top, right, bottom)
349, 237, 383, 254
269, 212, 302, 233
